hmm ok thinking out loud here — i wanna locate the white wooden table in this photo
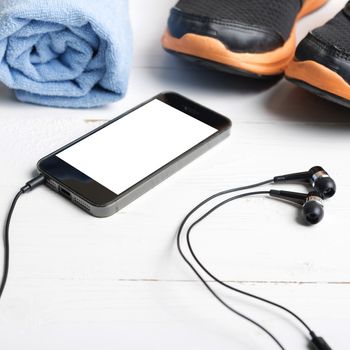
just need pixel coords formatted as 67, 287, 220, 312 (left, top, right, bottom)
0, 1, 349, 349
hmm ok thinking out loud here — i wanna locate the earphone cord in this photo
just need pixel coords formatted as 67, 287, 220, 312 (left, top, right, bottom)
176, 180, 315, 349
1, 175, 45, 300
178, 190, 286, 349
0, 191, 23, 299
187, 193, 314, 333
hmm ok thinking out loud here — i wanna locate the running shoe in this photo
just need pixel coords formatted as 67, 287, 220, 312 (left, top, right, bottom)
286, 2, 350, 108
162, 0, 327, 78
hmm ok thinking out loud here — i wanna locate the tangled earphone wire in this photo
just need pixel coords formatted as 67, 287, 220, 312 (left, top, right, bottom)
176, 166, 336, 350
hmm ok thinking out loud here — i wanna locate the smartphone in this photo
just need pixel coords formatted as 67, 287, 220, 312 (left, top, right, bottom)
37, 92, 232, 217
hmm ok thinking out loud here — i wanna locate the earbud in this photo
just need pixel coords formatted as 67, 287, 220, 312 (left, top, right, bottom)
302, 192, 325, 225
270, 190, 324, 225
274, 166, 336, 199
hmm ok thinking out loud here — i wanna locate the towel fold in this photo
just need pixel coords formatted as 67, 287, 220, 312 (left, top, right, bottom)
0, 0, 132, 108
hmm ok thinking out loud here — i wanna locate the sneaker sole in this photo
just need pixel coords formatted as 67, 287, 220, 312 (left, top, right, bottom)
161, 0, 328, 78
163, 49, 283, 79
286, 60, 350, 108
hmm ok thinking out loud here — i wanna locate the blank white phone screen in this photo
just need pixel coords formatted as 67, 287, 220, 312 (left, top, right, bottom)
57, 99, 217, 194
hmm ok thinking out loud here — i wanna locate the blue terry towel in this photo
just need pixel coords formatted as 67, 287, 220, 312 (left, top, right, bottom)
0, 0, 132, 108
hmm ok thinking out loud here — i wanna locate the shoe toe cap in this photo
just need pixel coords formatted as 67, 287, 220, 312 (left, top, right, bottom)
295, 33, 350, 84
167, 8, 285, 53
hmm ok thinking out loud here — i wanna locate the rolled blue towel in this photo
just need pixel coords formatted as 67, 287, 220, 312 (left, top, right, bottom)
0, 0, 132, 108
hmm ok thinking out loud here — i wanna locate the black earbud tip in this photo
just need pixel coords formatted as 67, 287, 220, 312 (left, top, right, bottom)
315, 177, 336, 199
302, 201, 324, 225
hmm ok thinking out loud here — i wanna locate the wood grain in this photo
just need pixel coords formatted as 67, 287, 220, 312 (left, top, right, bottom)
0, 1, 349, 349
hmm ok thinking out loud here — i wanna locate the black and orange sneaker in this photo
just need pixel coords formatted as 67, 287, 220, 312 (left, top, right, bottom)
286, 2, 350, 108
161, 0, 327, 79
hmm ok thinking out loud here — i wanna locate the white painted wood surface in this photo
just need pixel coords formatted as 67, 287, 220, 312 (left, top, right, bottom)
0, 1, 349, 349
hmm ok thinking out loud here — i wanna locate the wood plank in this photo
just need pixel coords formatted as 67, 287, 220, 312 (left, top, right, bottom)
0, 280, 347, 349
0, 1, 349, 349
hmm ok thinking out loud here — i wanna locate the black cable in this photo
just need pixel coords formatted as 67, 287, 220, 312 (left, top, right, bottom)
186, 193, 313, 334
178, 179, 273, 225
177, 179, 331, 350
0, 191, 23, 299
0, 175, 45, 300
176, 180, 287, 349
177, 190, 284, 349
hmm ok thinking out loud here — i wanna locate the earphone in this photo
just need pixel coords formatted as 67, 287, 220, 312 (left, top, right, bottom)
269, 190, 324, 225
177, 166, 335, 350
274, 166, 336, 199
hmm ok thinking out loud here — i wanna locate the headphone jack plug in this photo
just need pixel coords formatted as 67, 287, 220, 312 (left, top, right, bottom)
20, 174, 46, 193
310, 332, 332, 350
